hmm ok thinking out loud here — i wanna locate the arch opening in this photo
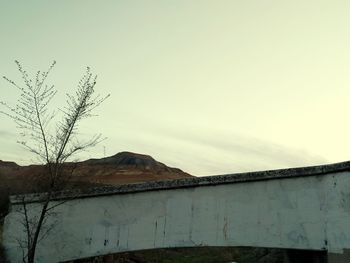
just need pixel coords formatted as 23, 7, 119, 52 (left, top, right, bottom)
62, 246, 327, 263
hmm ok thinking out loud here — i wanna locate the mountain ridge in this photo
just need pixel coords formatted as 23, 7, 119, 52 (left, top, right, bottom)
0, 151, 192, 193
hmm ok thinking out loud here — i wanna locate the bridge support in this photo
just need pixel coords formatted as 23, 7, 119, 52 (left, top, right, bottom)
285, 250, 327, 263
327, 249, 350, 263
287, 249, 350, 263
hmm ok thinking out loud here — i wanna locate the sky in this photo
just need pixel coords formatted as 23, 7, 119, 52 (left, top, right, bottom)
1, 0, 350, 176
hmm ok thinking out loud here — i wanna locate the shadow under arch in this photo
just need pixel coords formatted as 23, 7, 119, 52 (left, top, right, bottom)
62, 246, 327, 263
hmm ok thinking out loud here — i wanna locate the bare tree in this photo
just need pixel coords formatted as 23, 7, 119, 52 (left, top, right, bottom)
0, 61, 109, 263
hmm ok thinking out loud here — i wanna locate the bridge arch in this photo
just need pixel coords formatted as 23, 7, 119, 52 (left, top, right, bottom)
4, 161, 350, 262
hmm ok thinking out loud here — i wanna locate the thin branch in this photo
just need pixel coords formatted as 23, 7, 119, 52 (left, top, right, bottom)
1, 61, 109, 263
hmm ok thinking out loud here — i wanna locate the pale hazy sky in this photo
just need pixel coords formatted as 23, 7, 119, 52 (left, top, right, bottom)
1, 0, 350, 175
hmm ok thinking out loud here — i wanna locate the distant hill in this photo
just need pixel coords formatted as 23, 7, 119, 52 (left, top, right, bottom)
0, 151, 192, 217
0, 160, 19, 168
67, 151, 192, 185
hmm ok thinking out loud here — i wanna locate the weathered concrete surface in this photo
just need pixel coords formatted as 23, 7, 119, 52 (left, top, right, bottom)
9, 160, 350, 204
3, 162, 350, 262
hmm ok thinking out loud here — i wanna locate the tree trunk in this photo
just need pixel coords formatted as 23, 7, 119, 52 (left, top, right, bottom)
27, 197, 50, 263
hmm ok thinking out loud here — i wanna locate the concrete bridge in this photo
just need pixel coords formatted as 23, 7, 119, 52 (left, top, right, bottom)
4, 161, 350, 262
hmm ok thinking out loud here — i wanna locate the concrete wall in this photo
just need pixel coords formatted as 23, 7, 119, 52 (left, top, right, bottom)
3, 170, 350, 262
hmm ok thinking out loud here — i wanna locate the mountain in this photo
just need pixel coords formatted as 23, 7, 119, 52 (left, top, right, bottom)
84, 151, 179, 171
0, 151, 192, 193
0, 160, 19, 168
68, 151, 192, 185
